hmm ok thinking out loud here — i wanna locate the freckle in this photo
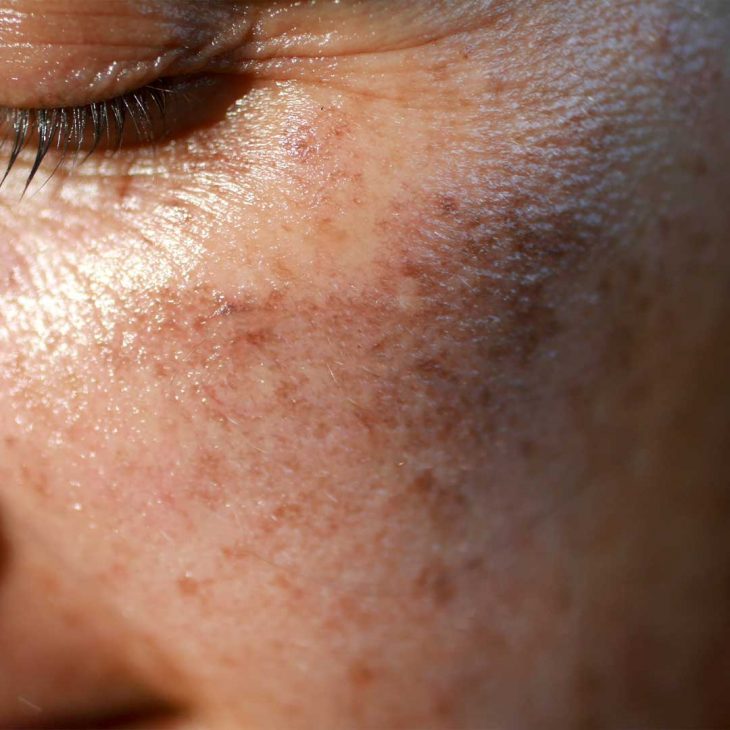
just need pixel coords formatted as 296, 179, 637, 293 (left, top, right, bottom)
110, 561, 129, 579
351, 404, 378, 434
177, 573, 201, 597
21, 465, 50, 498
271, 503, 304, 523
154, 362, 172, 378
437, 194, 459, 216
284, 123, 317, 161
40, 571, 61, 593
241, 328, 273, 348
415, 358, 451, 380
464, 556, 485, 572
348, 661, 377, 688
434, 695, 456, 719
410, 470, 436, 498
273, 574, 292, 591
490, 76, 507, 95
59, 607, 85, 630
691, 155, 708, 177
414, 563, 457, 607
221, 542, 253, 562
399, 259, 432, 285
332, 120, 350, 139
333, 595, 374, 630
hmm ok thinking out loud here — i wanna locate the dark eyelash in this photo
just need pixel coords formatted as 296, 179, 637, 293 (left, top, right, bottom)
0, 85, 171, 191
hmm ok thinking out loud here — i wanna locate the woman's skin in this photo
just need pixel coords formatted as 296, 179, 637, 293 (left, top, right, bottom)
0, 1, 728, 728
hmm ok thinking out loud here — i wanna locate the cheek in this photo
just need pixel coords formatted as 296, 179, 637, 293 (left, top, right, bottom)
0, 8, 727, 720
0, 36, 702, 603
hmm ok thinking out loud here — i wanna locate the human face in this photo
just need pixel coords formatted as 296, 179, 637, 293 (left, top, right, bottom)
0, 1, 729, 728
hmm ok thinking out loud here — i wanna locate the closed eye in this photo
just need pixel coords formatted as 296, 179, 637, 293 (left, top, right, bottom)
0, 73, 245, 192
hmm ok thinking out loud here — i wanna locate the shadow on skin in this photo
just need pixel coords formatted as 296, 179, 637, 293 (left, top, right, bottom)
0, 507, 9, 585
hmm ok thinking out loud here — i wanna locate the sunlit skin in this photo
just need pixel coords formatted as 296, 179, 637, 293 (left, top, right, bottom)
0, 1, 728, 728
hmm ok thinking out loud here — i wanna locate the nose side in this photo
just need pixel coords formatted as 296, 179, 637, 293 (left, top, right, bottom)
0, 510, 187, 729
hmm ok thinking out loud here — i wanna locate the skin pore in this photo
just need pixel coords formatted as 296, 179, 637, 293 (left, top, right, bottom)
0, 1, 729, 728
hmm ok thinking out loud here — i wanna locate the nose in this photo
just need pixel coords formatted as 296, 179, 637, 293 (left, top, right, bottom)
0, 507, 184, 730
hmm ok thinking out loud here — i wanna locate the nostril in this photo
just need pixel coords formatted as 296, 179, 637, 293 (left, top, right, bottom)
0, 520, 191, 730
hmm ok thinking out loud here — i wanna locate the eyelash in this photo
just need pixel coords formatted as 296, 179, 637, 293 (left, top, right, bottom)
0, 84, 171, 190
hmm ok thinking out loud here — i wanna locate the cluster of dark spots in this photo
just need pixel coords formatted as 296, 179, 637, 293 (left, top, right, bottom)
385, 469, 469, 540
409, 469, 467, 514
413, 561, 458, 607
437, 194, 460, 216
282, 110, 353, 164
377, 184, 599, 376
258, 486, 346, 542
220, 541, 255, 563
323, 594, 377, 633
283, 124, 319, 162
2, 435, 17, 449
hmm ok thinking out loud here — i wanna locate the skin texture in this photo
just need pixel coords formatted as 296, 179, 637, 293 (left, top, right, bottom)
0, 1, 729, 728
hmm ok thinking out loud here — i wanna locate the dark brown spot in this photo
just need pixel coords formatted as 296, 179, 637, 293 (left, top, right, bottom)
437, 194, 460, 216
221, 542, 255, 562
414, 562, 458, 607
406, 470, 468, 532
348, 661, 377, 688
177, 573, 203, 597
433, 695, 457, 719
283, 124, 318, 161
21, 464, 50, 498
271, 503, 304, 522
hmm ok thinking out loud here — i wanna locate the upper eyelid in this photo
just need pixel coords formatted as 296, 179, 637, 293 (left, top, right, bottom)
0, 1, 490, 108
0, 2, 257, 109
